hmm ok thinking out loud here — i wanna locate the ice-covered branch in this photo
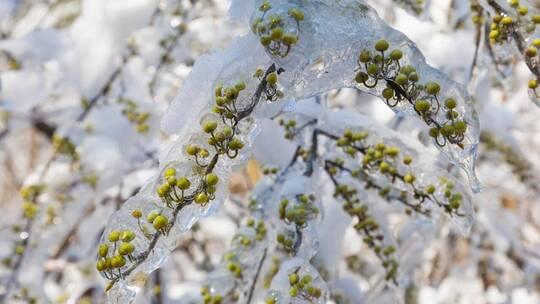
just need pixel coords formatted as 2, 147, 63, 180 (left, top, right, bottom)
248, 0, 481, 192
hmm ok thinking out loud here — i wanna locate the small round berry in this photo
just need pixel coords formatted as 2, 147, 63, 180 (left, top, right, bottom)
131, 209, 142, 218
425, 82, 441, 95
98, 244, 108, 257
266, 72, 278, 85
271, 27, 284, 40
202, 121, 218, 133
446, 110, 459, 120
195, 192, 209, 204
501, 17, 513, 26
355, 72, 369, 83
289, 273, 299, 284
445, 98, 457, 109
401, 65, 415, 75
489, 30, 499, 40
288, 8, 304, 21
110, 255, 126, 268
403, 155, 413, 165
414, 100, 431, 112
518, 6, 528, 16
260, 36, 272, 46
440, 125, 455, 137
404, 174, 416, 184
282, 34, 298, 45
176, 177, 191, 190
529, 79, 538, 89
153, 215, 169, 230
395, 74, 408, 86
205, 173, 219, 186
199, 149, 210, 158
390, 49, 403, 60
453, 121, 468, 133
214, 85, 223, 97
229, 139, 244, 150
266, 297, 277, 304
450, 200, 460, 209
379, 161, 390, 173
429, 128, 440, 137
408, 72, 419, 82
235, 81, 246, 91
367, 64, 379, 75
259, 1, 271, 12
359, 50, 372, 63
375, 39, 390, 52
147, 211, 159, 223
118, 242, 135, 255
121, 230, 135, 242
186, 145, 200, 156
96, 259, 108, 271
382, 88, 394, 100
526, 47, 538, 57
108, 231, 120, 242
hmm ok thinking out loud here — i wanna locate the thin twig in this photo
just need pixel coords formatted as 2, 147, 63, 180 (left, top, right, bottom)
245, 248, 267, 304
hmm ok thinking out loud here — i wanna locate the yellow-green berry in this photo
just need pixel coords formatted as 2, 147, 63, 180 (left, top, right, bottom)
153, 215, 168, 230
108, 231, 120, 242
205, 173, 219, 186
177, 177, 191, 190
414, 100, 431, 112
132, 209, 142, 218
404, 174, 416, 184
229, 139, 244, 150
98, 244, 108, 257
529, 79, 538, 89
425, 82, 440, 95
266, 72, 278, 85
390, 49, 403, 60
195, 192, 209, 204
110, 255, 125, 268
203, 121, 218, 133
186, 145, 200, 156
121, 230, 135, 242
118, 242, 135, 255
375, 39, 390, 52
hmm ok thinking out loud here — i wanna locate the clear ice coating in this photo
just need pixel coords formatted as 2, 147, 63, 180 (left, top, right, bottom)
250, 0, 482, 192
202, 170, 323, 302
266, 257, 329, 304
283, 100, 475, 233
101, 0, 484, 301
478, 0, 540, 107
100, 35, 273, 302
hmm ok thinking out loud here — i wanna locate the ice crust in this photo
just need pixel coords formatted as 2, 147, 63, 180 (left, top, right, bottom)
105, 0, 481, 301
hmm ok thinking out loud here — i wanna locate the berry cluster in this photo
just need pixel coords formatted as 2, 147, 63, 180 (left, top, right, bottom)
355, 39, 469, 148
278, 194, 319, 227
96, 230, 137, 280
328, 129, 466, 217
119, 98, 151, 134
52, 135, 79, 161
252, 1, 304, 57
